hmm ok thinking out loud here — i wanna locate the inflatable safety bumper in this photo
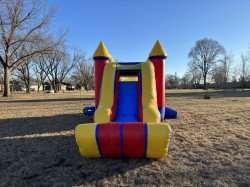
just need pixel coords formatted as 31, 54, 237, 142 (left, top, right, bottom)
75, 122, 171, 159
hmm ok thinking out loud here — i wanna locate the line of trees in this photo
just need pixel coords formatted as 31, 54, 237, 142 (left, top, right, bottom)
167, 38, 250, 91
1, 1, 249, 96
0, 0, 56, 96
0, 0, 94, 97
71, 58, 94, 91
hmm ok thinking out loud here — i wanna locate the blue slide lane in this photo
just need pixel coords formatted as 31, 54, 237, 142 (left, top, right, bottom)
114, 82, 140, 122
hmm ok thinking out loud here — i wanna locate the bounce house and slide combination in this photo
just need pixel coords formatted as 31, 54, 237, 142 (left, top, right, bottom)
75, 40, 178, 159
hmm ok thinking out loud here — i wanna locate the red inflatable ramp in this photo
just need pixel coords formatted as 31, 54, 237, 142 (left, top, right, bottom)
97, 122, 122, 158
97, 122, 147, 158
122, 122, 146, 157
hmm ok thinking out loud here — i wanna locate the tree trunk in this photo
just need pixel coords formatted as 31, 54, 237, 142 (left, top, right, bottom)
25, 79, 31, 93
84, 83, 88, 91
26, 79, 31, 93
224, 76, 227, 91
3, 66, 10, 97
26, 67, 31, 93
203, 75, 207, 90
52, 82, 59, 93
37, 81, 41, 93
56, 84, 59, 93
42, 83, 45, 91
26, 85, 31, 93
52, 83, 56, 93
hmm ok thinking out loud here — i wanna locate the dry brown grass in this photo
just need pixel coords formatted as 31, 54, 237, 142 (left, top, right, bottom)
0, 90, 249, 186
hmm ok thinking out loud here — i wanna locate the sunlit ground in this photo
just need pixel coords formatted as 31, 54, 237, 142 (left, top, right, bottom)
0, 90, 249, 186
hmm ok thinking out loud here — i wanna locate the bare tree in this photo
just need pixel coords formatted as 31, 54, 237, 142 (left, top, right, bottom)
33, 58, 47, 92
188, 65, 202, 89
15, 60, 33, 93
0, 0, 56, 97
231, 67, 239, 92
212, 66, 224, 89
188, 38, 225, 90
166, 73, 179, 89
39, 45, 81, 93
72, 59, 94, 91
166, 74, 175, 89
181, 73, 192, 89
239, 53, 249, 91
219, 51, 234, 90
174, 72, 180, 88
14, 42, 37, 93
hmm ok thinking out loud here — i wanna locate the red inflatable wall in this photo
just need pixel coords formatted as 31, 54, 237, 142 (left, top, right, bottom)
150, 58, 166, 108
94, 59, 109, 107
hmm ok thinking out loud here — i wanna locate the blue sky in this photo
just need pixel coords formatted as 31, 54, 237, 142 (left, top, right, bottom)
51, 0, 250, 76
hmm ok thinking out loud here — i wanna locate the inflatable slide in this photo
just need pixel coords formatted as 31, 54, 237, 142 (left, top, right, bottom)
75, 41, 178, 158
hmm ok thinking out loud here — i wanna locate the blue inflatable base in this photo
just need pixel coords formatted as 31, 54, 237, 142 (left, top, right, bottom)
82, 105, 178, 120
83, 106, 96, 116
164, 106, 178, 119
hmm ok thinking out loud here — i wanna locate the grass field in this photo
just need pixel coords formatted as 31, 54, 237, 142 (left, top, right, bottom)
0, 90, 249, 186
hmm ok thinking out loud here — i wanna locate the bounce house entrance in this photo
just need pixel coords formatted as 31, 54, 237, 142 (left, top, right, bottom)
114, 72, 141, 122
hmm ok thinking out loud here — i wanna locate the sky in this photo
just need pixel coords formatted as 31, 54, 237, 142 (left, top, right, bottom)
51, 0, 250, 76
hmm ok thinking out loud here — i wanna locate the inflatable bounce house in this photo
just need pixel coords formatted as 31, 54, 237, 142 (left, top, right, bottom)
75, 40, 177, 159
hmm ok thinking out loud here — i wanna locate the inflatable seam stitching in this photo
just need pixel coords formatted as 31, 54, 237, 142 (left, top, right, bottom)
95, 124, 102, 156
120, 123, 124, 157
144, 123, 148, 157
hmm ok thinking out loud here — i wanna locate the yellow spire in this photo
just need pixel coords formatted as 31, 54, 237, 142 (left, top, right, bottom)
149, 40, 167, 58
93, 41, 114, 61
108, 53, 115, 62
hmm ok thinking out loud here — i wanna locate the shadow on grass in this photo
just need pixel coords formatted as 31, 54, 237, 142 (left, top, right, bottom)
0, 113, 89, 137
166, 90, 250, 98
0, 114, 153, 186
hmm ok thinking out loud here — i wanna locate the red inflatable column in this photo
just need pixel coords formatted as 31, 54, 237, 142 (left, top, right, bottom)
93, 41, 114, 107
148, 40, 167, 120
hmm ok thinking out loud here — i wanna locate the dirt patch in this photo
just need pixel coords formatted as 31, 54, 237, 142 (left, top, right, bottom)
0, 90, 249, 186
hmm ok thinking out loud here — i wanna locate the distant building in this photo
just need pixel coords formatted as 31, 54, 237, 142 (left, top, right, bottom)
0, 80, 76, 92
30, 84, 43, 92
43, 82, 75, 91
60, 82, 75, 91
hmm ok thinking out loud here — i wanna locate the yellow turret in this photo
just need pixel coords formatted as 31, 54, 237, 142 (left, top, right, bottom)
149, 40, 167, 59
148, 40, 167, 120
93, 41, 115, 62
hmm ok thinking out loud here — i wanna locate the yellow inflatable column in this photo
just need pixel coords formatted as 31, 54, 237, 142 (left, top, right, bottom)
94, 63, 117, 123
146, 123, 171, 158
75, 123, 100, 158
141, 62, 161, 122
